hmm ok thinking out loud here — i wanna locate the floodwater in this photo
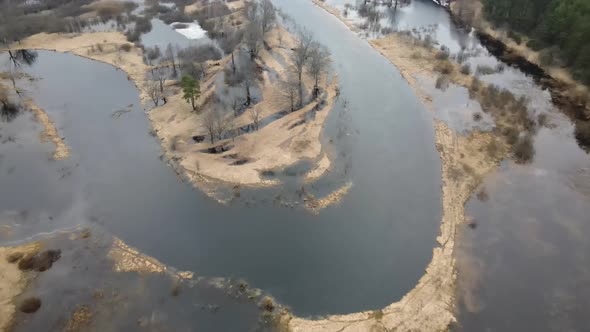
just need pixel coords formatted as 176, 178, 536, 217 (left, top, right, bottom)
140, 18, 213, 50
323, 0, 590, 330
0, 0, 442, 321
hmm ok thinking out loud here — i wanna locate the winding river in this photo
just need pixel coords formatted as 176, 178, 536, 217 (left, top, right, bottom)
3, 0, 588, 329
0, 0, 442, 321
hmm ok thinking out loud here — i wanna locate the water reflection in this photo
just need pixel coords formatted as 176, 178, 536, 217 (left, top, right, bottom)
457, 113, 590, 331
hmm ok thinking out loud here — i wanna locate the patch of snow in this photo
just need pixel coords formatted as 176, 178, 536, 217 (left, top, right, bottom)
170, 22, 207, 40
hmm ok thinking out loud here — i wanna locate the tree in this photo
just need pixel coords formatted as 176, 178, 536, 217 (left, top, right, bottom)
181, 75, 200, 111
291, 29, 314, 107
249, 107, 262, 130
165, 43, 177, 78
145, 80, 162, 106
238, 53, 257, 106
260, 0, 276, 34
245, 21, 263, 59
307, 43, 331, 99
203, 109, 218, 143
279, 72, 300, 112
151, 66, 168, 93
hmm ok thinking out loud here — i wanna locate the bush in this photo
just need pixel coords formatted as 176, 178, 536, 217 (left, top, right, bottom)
539, 48, 554, 66
526, 39, 543, 51
574, 121, 590, 151
470, 77, 481, 92
537, 113, 548, 127
119, 43, 132, 52
512, 134, 535, 164
434, 60, 453, 74
473, 112, 482, 121
503, 126, 520, 145
507, 30, 521, 45
456, 50, 468, 64
94, 1, 125, 20
435, 47, 450, 60
476, 64, 495, 75
460, 63, 471, 75
435, 75, 449, 90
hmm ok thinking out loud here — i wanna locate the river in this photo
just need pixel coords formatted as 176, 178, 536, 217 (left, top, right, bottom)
4, 0, 586, 329
0, 0, 443, 323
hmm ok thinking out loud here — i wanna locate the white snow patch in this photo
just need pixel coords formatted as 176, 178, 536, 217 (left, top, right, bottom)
170, 22, 207, 39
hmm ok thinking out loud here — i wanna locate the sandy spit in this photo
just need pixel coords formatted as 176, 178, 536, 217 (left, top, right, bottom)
25, 100, 71, 160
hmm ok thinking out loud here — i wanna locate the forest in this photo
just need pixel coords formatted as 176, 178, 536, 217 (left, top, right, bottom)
482, 0, 590, 84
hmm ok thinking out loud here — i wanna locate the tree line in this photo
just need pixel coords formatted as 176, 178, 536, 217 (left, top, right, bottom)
481, 0, 590, 84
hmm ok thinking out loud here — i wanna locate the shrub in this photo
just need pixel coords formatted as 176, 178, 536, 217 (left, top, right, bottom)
469, 77, 481, 92
460, 63, 471, 75
476, 64, 495, 75
119, 43, 132, 52
456, 50, 468, 64
526, 39, 543, 51
503, 126, 520, 145
435, 47, 450, 60
512, 134, 535, 164
473, 112, 482, 121
507, 30, 521, 45
537, 113, 548, 127
574, 121, 590, 151
434, 60, 453, 74
94, 1, 125, 20
476, 188, 489, 201
539, 48, 554, 66
435, 75, 449, 90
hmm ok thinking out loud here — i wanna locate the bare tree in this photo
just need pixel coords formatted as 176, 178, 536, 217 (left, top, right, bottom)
238, 53, 257, 106
260, 0, 276, 34
307, 42, 331, 99
244, 21, 263, 59
291, 29, 314, 107
165, 43, 177, 78
249, 107, 262, 130
151, 65, 168, 93
279, 72, 300, 112
145, 80, 162, 106
213, 108, 231, 141
203, 109, 219, 143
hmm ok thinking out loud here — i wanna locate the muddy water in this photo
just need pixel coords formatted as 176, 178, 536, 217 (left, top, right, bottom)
0, 2, 442, 319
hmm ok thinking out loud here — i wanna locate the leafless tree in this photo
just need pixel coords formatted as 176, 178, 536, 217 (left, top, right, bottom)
165, 43, 177, 77
145, 80, 162, 106
249, 107, 262, 130
260, 0, 276, 34
214, 109, 230, 141
244, 21, 263, 59
238, 53, 257, 106
279, 72, 300, 112
151, 65, 168, 93
291, 29, 314, 107
203, 109, 219, 143
307, 42, 331, 98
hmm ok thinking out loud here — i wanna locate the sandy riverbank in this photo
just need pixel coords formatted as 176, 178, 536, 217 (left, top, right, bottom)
0, 242, 41, 332
25, 101, 71, 160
